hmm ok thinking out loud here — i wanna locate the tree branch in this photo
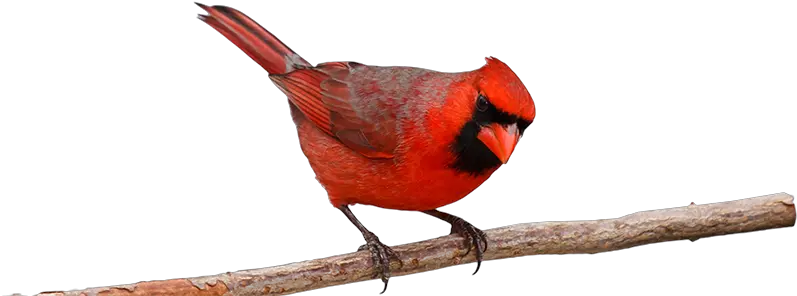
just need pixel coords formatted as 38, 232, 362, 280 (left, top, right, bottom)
37, 193, 794, 296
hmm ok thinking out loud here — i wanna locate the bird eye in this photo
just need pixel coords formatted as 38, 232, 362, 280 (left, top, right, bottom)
476, 95, 490, 112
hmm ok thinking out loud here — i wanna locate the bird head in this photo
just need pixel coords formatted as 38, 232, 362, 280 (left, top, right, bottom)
447, 57, 536, 175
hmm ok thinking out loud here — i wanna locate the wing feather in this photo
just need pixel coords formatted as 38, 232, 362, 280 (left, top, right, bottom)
270, 62, 396, 159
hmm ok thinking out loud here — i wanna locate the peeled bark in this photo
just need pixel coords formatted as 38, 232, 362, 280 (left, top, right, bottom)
36, 192, 795, 296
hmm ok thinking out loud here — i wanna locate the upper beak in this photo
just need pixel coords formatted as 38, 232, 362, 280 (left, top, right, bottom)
477, 123, 520, 164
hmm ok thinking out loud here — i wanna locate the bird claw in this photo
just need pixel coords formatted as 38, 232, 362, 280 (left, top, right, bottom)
449, 218, 488, 275
361, 231, 401, 294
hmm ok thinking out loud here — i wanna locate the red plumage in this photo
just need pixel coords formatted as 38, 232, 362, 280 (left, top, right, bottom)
197, 3, 535, 291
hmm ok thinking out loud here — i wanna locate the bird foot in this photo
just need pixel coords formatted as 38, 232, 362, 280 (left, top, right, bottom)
449, 218, 488, 274
359, 231, 401, 294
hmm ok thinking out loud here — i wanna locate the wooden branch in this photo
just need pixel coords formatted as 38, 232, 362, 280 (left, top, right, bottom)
37, 193, 794, 296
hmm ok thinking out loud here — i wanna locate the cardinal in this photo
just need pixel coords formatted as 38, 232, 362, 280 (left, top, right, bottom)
196, 3, 535, 292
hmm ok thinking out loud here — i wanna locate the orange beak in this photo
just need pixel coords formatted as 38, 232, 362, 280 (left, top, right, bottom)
477, 123, 520, 164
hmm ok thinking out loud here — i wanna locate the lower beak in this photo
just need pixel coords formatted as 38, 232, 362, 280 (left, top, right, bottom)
477, 123, 520, 164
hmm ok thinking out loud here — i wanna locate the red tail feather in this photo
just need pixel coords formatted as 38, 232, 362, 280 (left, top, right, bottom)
196, 3, 311, 74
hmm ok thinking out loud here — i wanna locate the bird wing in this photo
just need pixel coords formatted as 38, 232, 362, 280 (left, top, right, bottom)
270, 62, 397, 159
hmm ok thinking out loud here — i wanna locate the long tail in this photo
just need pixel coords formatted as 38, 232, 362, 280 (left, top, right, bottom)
196, 3, 311, 74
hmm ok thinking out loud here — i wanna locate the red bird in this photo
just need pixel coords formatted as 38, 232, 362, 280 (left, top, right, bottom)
196, 3, 535, 292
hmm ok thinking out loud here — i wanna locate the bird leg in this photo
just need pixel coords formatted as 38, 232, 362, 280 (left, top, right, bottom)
422, 209, 488, 274
338, 205, 401, 294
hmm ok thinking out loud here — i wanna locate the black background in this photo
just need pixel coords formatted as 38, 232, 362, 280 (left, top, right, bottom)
3, 1, 795, 295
